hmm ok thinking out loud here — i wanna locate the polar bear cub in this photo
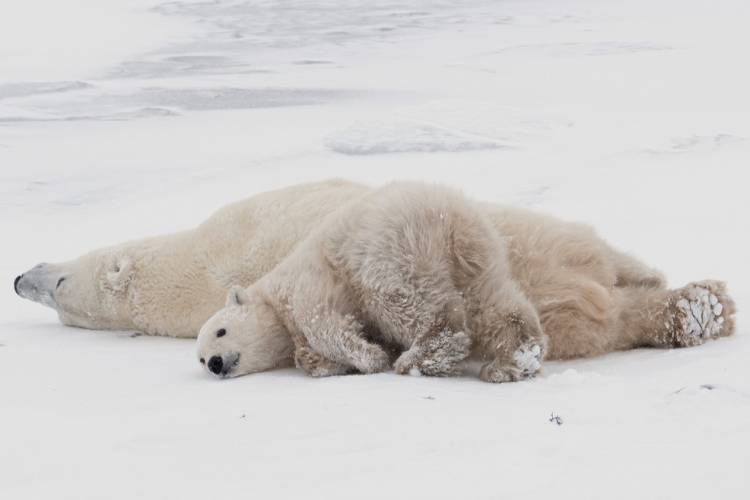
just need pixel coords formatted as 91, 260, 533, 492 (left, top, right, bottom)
197, 182, 546, 383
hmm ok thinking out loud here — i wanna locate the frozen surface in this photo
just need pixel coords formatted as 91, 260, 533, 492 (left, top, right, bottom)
1, 0, 749, 498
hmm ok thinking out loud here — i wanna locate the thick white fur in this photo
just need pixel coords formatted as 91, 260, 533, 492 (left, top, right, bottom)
197, 183, 736, 380
199, 183, 549, 382
17, 179, 735, 372
15, 180, 367, 337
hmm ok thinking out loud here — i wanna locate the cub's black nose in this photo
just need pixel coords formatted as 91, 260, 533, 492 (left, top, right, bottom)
208, 356, 224, 375
14, 275, 22, 295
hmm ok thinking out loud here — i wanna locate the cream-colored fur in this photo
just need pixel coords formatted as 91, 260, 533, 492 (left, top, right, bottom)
16, 179, 735, 373
197, 183, 736, 381
15, 180, 368, 338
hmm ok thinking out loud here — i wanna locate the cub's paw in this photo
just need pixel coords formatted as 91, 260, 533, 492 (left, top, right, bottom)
479, 362, 522, 383
353, 344, 391, 374
671, 281, 735, 347
394, 348, 422, 376
294, 346, 352, 377
479, 341, 543, 383
395, 330, 471, 377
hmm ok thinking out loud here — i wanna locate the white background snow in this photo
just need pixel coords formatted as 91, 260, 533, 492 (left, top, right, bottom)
1, 0, 749, 498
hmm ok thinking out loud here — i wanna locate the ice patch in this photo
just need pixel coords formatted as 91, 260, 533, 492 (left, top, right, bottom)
0, 81, 92, 100
642, 134, 749, 156
0, 107, 179, 123
0, 87, 362, 124
326, 120, 506, 155
487, 41, 673, 59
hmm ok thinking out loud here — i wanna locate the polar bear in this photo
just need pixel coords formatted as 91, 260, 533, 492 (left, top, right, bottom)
198, 183, 547, 382
15, 179, 735, 366
197, 182, 735, 381
14, 180, 369, 337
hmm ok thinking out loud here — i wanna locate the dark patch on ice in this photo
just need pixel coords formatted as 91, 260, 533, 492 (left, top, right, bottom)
293, 60, 334, 65
129, 87, 354, 110
671, 134, 745, 152
165, 55, 228, 64
422, 395, 436, 400
549, 413, 563, 425
2, 87, 361, 122
641, 134, 748, 156
109, 57, 271, 79
0, 81, 92, 100
673, 384, 722, 395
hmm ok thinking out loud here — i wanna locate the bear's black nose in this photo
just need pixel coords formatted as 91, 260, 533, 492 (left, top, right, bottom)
208, 356, 224, 375
14, 275, 22, 295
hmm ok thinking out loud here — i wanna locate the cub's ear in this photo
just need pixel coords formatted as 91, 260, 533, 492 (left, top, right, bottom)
226, 286, 250, 307
105, 257, 133, 293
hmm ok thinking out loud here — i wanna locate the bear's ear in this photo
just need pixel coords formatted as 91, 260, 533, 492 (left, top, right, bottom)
105, 257, 133, 293
226, 286, 250, 307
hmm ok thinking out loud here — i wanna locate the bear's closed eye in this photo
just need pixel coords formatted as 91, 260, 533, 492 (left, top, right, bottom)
217, 328, 226, 337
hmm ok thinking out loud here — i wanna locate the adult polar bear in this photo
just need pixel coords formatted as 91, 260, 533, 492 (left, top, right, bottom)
14, 179, 735, 361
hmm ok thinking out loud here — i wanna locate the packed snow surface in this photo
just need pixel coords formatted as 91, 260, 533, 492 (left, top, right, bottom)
1, 0, 749, 499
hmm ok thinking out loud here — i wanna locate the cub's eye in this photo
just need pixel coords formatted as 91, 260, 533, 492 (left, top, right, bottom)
200, 358, 205, 364
216, 328, 226, 338
56, 277, 66, 289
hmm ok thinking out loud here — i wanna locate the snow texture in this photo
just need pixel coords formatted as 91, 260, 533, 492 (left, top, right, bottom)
1, 0, 749, 499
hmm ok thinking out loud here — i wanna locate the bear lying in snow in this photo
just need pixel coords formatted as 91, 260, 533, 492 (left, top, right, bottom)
15, 179, 735, 371
14, 180, 367, 337
196, 182, 735, 382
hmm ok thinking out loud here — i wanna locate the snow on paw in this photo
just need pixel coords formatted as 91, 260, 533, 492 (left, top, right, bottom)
479, 341, 543, 383
512, 341, 543, 377
419, 330, 471, 376
394, 330, 471, 377
672, 281, 735, 346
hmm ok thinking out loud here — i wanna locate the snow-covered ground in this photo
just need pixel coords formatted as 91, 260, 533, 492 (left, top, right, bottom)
1, 0, 749, 498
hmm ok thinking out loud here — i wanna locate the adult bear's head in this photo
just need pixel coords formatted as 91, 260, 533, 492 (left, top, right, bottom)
14, 247, 137, 330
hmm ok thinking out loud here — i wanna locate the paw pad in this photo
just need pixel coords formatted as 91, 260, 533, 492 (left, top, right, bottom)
675, 284, 726, 343
512, 342, 542, 376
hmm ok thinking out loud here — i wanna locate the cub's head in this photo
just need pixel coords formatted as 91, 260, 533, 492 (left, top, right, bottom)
197, 286, 292, 378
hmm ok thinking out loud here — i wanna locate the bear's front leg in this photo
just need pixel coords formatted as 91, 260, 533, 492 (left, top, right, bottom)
294, 345, 354, 377
394, 328, 472, 377
473, 300, 547, 383
300, 308, 391, 375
